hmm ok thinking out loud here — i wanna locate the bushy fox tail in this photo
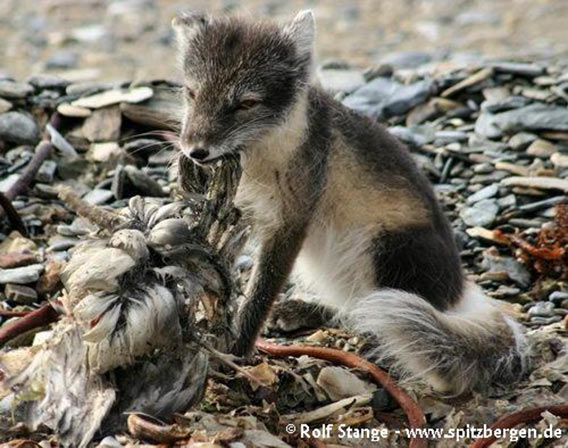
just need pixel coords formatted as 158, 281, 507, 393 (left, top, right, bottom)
344, 284, 529, 395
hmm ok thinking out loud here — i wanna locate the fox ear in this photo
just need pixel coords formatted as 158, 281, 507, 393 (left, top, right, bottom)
171, 12, 208, 45
284, 10, 315, 59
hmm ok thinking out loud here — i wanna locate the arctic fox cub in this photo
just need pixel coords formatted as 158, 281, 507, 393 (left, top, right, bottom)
173, 10, 528, 394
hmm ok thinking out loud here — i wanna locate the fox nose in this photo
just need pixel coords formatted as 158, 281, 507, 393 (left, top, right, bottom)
188, 147, 209, 161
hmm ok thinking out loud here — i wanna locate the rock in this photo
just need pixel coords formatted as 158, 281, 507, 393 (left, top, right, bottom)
82, 189, 114, 205
0, 80, 34, 99
0, 112, 40, 144
509, 132, 537, 150
476, 104, 568, 139
500, 176, 568, 193
46, 123, 79, 158
441, 68, 493, 98
26, 74, 70, 90
317, 68, 365, 94
72, 87, 153, 109
5, 283, 38, 304
88, 142, 122, 162
490, 62, 545, 77
460, 199, 499, 227
551, 152, 568, 168
0, 174, 20, 193
46, 50, 79, 69
528, 302, 556, 317
57, 103, 92, 118
379, 51, 432, 69
316, 366, 376, 400
120, 86, 179, 129
0, 264, 44, 284
82, 106, 122, 142
0, 98, 12, 113
526, 139, 557, 157
235, 255, 253, 272
466, 184, 498, 204
343, 77, 433, 119
36, 160, 57, 183
481, 248, 531, 287
388, 125, 435, 147
0, 231, 38, 253
123, 165, 165, 197
482, 96, 531, 113
549, 291, 568, 306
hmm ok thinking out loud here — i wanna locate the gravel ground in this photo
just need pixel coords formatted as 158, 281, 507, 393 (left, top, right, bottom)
1, 0, 568, 81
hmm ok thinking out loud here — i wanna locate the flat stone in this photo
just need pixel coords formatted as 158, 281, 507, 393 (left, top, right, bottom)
123, 165, 166, 197
460, 199, 499, 227
475, 104, 568, 139
343, 77, 433, 119
26, 74, 70, 90
0, 98, 12, 113
508, 132, 537, 151
0, 112, 40, 145
72, 86, 153, 109
0, 80, 34, 99
35, 160, 57, 183
317, 68, 365, 94
482, 96, 531, 113
88, 142, 122, 162
83, 188, 113, 205
46, 123, 79, 158
526, 139, 556, 157
490, 62, 545, 77
57, 103, 92, 118
501, 176, 568, 193
0, 173, 20, 193
481, 248, 531, 287
46, 50, 79, 69
466, 184, 498, 204
82, 106, 121, 142
5, 283, 38, 304
441, 67, 493, 98
379, 51, 432, 69
0, 264, 44, 284
551, 152, 568, 168
528, 302, 556, 318
549, 291, 568, 306
120, 86, 179, 128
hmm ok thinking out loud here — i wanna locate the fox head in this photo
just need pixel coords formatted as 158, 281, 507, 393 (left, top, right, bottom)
173, 11, 315, 165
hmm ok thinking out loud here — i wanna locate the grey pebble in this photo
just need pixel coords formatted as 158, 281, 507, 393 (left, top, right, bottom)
36, 160, 58, 183
5, 283, 38, 305
0, 264, 44, 284
528, 301, 556, 317
83, 188, 114, 205
466, 184, 498, 204
460, 198, 499, 227
549, 291, 568, 306
0, 112, 40, 145
0, 80, 34, 99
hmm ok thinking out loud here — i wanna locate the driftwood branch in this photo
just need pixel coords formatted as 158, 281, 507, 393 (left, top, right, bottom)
0, 303, 59, 347
469, 405, 568, 448
256, 339, 427, 448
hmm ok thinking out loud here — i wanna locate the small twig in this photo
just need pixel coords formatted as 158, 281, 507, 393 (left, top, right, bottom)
127, 414, 190, 443
198, 339, 264, 387
57, 186, 124, 231
0, 303, 59, 347
0, 192, 28, 236
469, 405, 568, 448
0, 141, 53, 222
256, 339, 427, 448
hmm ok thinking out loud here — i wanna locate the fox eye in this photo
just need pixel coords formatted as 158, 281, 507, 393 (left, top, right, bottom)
184, 86, 196, 100
236, 98, 261, 111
